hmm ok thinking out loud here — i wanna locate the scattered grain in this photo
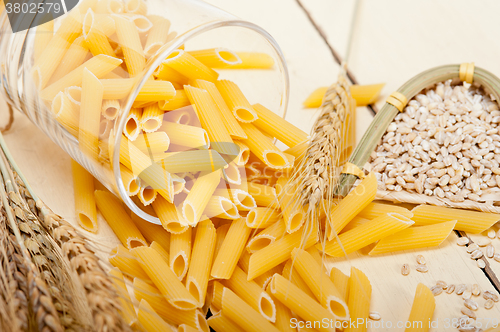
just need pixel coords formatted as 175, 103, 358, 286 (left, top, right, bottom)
486, 244, 495, 258
401, 264, 410, 276
445, 284, 455, 294
477, 238, 491, 247
467, 243, 479, 253
430, 286, 443, 296
471, 284, 481, 296
461, 307, 476, 319
464, 299, 479, 311
483, 290, 499, 302
416, 264, 428, 273
484, 299, 495, 309
477, 259, 486, 269
368, 312, 381, 321
436, 280, 447, 289
457, 237, 470, 246
494, 253, 500, 262
488, 229, 496, 239
416, 254, 426, 265
456, 284, 467, 295
470, 250, 484, 260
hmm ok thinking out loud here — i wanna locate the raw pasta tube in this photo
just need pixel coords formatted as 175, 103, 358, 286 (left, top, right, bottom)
213, 223, 231, 262
184, 86, 237, 156
101, 78, 135, 99
95, 190, 147, 248
368, 220, 457, 255
120, 135, 173, 202
127, 14, 153, 33
178, 324, 200, 332
83, 9, 116, 57
49, 36, 89, 84
96, 0, 124, 14
163, 49, 219, 82
246, 182, 279, 208
124, 108, 142, 141
328, 172, 377, 239
207, 311, 245, 332
170, 227, 192, 280
152, 195, 189, 234
150, 241, 170, 263
240, 122, 289, 169
52, 92, 79, 137
33, 8, 83, 88
216, 80, 258, 123
210, 281, 225, 312
233, 141, 250, 165
252, 103, 308, 147
222, 162, 242, 186
246, 219, 286, 253
71, 160, 97, 232
247, 223, 318, 280
133, 278, 209, 331
137, 300, 176, 332
125, 0, 146, 14
404, 283, 435, 332
216, 52, 274, 69
132, 132, 170, 154
144, 16, 171, 57
357, 202, 413, 220
291, 248, 349, 321
141, 103, 163, 132
120, 165, 140, 196
246, 207, 280, 228
135, 80, 176, 102
154, 63, 189, 85
40, 54, 123, 101
186, 219, 217, 306
159, 122, 209, 149
303, 87, 327, 108
411, 204, 500, 233
138, 186, 157, 206
345, 267, 371, 332
221, 266, 276, 323
320, 213, 414, 257
211, 217, 252, 279
191, 79, 247, 140
33, 21, 54, 62
132, 246, 199, 310
158, 90, 191, 110
340, 216, 371, 234
188, 48, 241, 67
330, 267, 350, 302
276, 176, 306, 233
109, 245, 150, 280
265, 283, 298, 332
98, 117, 113, 139
79, 69, 104, 160
221, 288, 281, 332
270, 274, 336, 332
109, 268, 138, 326
114, 15, 145, 76
102, 99, 121, 120
181, 170, 222, 226
282, 260, 316, 299
65, 86, 82, 106
203, 196, 239, 219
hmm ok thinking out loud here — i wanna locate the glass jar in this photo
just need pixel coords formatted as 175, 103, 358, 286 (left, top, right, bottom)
0, 0, 289, 224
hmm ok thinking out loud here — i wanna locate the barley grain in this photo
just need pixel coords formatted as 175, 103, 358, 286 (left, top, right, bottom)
484, 299, 495, 309
461, 307, 476, 319
401, 264, 410, 276
457, 237, 470, 246
483, 290, 499, 302
477, 259, 486, 269
416, 264, 428, 273
430, 286, 443, 296
445, 284, 455, 294
486, 244, 495, 258
456, 284, 467, 295
471, 284, 480, 296
368, 312, 381, 321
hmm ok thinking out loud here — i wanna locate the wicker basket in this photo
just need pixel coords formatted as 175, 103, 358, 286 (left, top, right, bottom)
338, 63, 500, 213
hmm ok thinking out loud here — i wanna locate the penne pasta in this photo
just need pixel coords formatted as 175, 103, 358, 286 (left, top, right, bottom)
178, 324, 199, 332
130, 210, 171, 250
246, 207, 280, 228
204, 196, 239, 219
125, 0, 147, 15
320, 213, 414, 257
109, 245, 150, 280
210, 281, 225, 312
52, 91, 79, 137
181, 170, 222, 226
221, 288, 281, 332
303, 87, 327, 108
71, 160, 98, 232
132, 246, 198, 310
95, 190, 147, 248
282, 259, 316, 299
98, 117, 113, 139
368, 220, 457, 255
144, 16, 171, 57
152, 195, 188, 234
170, 227, 192, 280
40, 54, 123, 101
215, 52, 274, 69
159, 121, 208, 149
411, 204, 500, 233
270, 274, 336, 332
127, 14, 153, 33
340, 216, 371, 234
101, 78, 136, 99
150, 241, 170, 263
248, 223, 318, 280
192, 79, 247, 140
158, 89, 191, 110
211, 218, 252, 279
124, 108, 142, 141
222, 265, 277, 323
404, 283, 436, 332
328, 172, 377, 239
83, 9, 116, 57
188, 48, 241, 67
65, 86, 82, 106
345, 267, 371, 332
216, 80, 258, 123
246, 182, 279, 209
154, 63, 189, 85
121, 164, 140, 196
240, 122, 290, 169
291, 248, 349, 321
133, 278, 208, 330
135, 80, 176, 102
79, 69, 104, 160
222, 162, 242, 185
246, 219, 286, 253
233, 141, 250, 165
141, 103, 164, 132
253, 103, 308, 148
357, 202, 413, 220
137, 299, 176, 332
108, 268, 138, 326
49, 36, 89, 84
207, 311, 245, 332
265, 283, 295, 332
163, 49, 219, 82
212, 223, 231, 265
330, 267, 350, 303
33, 21, 54, 63
138, 186, 157, 206
115, 15, 145, 76
102, 99, 121, 120
186, 219, 217, 306
96, 0, 124, 14
133, 132, 170, 154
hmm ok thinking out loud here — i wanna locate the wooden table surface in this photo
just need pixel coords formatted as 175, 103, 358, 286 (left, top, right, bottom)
2, 0, 500, 330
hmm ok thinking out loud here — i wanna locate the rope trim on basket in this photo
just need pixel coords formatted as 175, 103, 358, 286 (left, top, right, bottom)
386, 91, 407, 112
341, 162, 365, 179
459, 62, 475, 83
